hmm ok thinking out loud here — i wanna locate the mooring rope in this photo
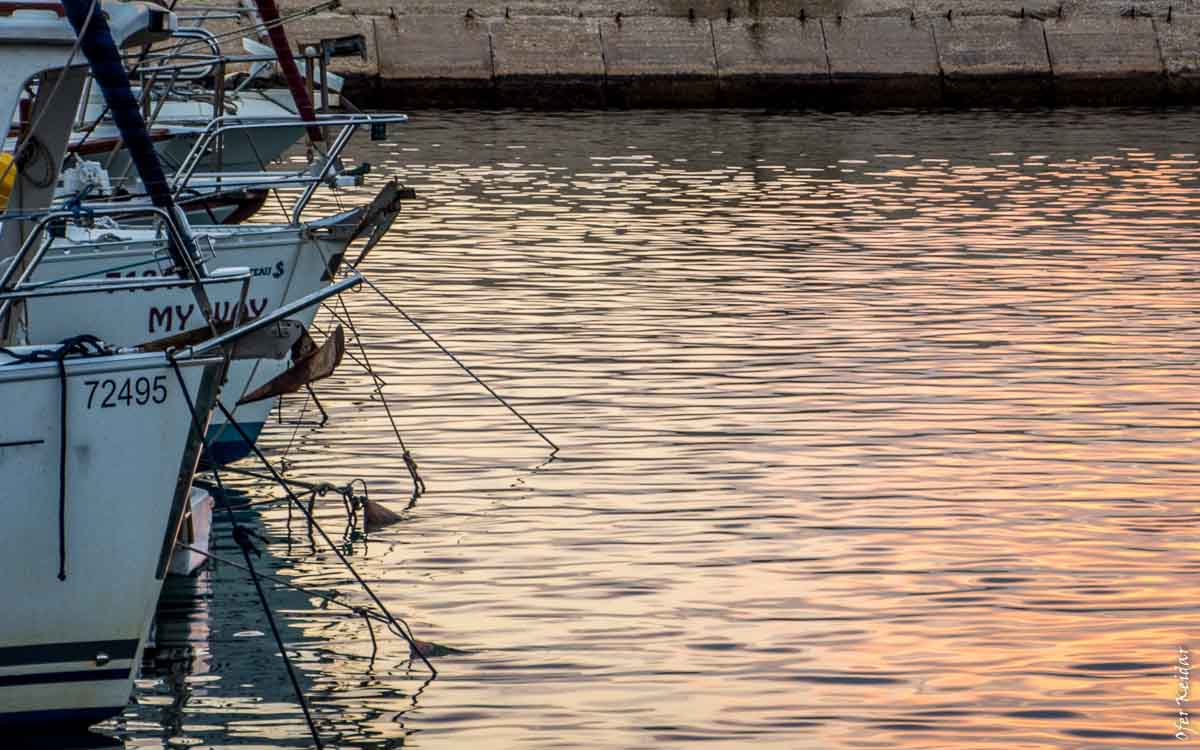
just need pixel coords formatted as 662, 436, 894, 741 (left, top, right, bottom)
167, 358, 325, 748
0, 335, 110, 581
200, 468, 376, 547
211, 398, 437, 675
178, 541, 402, 666
323, 295, 425, 501
359, 276, 559, 453
309, 317, 379, 387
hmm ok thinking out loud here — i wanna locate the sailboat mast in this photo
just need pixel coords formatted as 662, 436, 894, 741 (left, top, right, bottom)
241, 0, 323, 143
61, 0, 215, 323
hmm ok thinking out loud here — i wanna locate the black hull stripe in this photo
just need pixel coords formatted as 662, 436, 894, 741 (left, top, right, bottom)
0, 668, 130, 688
0, 704, 125, 729
0, 640, 138, 667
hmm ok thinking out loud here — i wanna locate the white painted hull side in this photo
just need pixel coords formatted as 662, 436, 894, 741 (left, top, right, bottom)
0, 351, 220, 727
84, 89, 305, 175
106, 124, 304, 177
24, 224, 350, 463
167, 486, 214, 577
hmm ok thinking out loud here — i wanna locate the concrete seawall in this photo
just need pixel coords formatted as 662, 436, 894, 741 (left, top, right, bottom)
258, 2, 1200, 107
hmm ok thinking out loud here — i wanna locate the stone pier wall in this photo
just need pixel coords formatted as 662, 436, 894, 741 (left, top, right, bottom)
238, 1, 1200, 107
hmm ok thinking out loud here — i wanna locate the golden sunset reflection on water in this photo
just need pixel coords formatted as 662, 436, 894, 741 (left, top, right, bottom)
111, 110, 1200, 749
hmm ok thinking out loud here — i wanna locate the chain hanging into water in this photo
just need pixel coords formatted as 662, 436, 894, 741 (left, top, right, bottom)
359, 276, 559, 453
322, 295, 425, 501
209, 464, 374, 541
309, 313, 423, 502
168, 360, 325, 748
212, 397, 437, 675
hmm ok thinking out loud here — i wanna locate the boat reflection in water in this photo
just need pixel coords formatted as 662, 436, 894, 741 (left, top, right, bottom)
133, 485, 429, 748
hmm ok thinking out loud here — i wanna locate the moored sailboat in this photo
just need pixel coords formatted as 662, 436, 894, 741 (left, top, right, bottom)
0, 0, 363, 727
0, 344, 223, 726
4, 15, 408, 464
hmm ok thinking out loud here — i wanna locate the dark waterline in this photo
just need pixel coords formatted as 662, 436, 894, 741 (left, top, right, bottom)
68, 108, 1200, 748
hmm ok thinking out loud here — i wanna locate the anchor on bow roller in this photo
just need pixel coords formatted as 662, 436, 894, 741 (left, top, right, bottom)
238, 323, 345, 405
138, 319, 346, 405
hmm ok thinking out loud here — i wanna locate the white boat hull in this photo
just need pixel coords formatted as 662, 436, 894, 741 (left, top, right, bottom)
0, 350, 220, 727
167, 486, 214, 577
25, 220, 355, 463
83, 89, 305, 175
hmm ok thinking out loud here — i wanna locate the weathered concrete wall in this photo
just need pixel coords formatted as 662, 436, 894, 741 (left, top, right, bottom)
219, 2, 1200, 107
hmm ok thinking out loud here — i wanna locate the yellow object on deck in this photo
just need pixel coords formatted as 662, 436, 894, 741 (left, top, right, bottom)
0, 153, 15, 210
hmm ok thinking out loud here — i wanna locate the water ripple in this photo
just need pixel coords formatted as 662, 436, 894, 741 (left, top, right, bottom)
95, 109, 1200, 750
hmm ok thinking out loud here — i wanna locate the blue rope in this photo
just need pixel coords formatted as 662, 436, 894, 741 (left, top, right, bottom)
62, 185, 95, 226
22, 256, 162, 291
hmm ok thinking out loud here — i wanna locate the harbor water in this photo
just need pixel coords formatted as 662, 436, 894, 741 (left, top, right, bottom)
72, 109, 1200, 748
